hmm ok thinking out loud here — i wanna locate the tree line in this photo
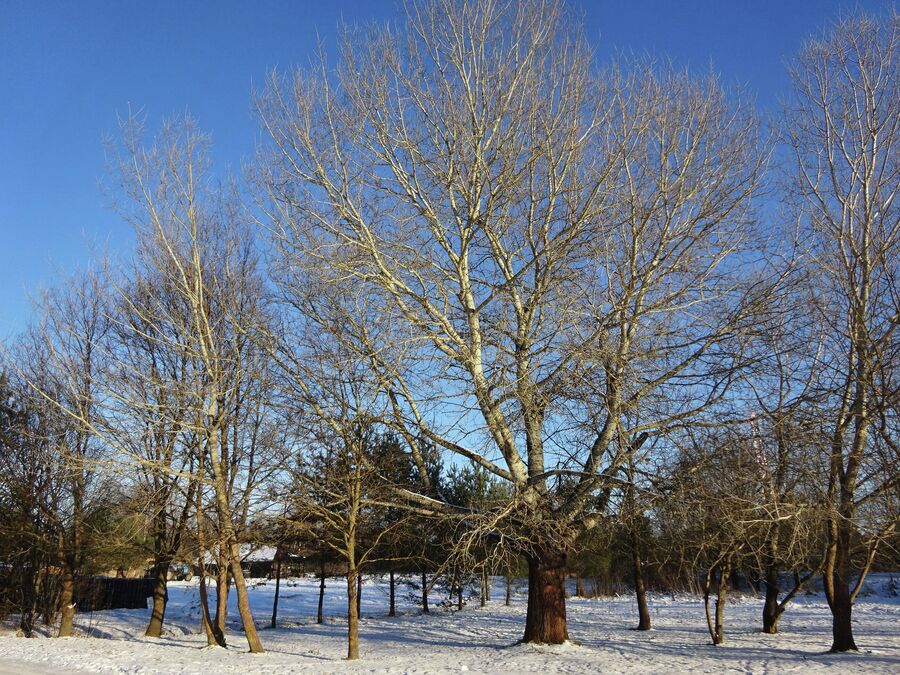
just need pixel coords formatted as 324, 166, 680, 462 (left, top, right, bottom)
0, 0, 897, 659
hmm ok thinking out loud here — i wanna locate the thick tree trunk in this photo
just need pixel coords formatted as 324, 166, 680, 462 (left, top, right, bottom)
144, 559, 170, 637
632, 547, 651, 631
389, 569, 396, 617
271, 555, 282, 629
347, 570, 359, 660
523, 550, 569, 644
829, 525, 857, 652
421, 570, 429, 613
57, 571, 76, 637
762, 566, 780, 634
317, 557, 326, 624
356, 572, 362, 620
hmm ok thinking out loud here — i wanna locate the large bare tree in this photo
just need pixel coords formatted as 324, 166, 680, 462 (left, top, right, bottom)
258, 0, 767, 643
784, 9, 900, 652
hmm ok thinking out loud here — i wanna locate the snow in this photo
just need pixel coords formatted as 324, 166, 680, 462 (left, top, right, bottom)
240, 545, 278, 562
1, 575, 898, 673
200, 544, 278, 564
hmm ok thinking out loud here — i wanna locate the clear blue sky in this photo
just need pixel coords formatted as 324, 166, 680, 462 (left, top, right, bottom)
0, 0, 893, 338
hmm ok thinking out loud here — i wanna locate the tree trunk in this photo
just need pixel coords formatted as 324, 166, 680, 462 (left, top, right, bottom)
480, 570, 487, 607
523, 550, 569, 644
228, 550, 264, 653
207, 417, 263, 652
829, 522, 858, 652
347, 570, 359, 660
317, 557, 326, 624
712, 563, 730, 645
196, 469, 225, 648
506, 575, 512, 606
389, 569, 396, 617
575, 576, 585, 598
356, 572, 362, 620
215, 549, 229, 637
270, 554, 282, 629
40, 565, 59, 627
144, 559, 170, 637
19, 565, 36, 637
632, 546, 651, 631
199, 565, 226, 647
57, 571, 76, 637
421, 570, 429, 613
762, 566, 780, 634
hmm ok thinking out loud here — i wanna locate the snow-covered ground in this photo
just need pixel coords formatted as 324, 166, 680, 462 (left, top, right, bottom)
1, 574, 898, 673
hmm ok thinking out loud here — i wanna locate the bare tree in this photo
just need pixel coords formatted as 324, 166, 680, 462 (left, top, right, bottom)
0, 356, 60, 636
662, 429, 760, 645
784, 9, 900, 652
288, 424, 411, 660
722, 270, 829, 635
622, 459, 653, 631
104, 114, 267, 652
258, 0, 767, 643
14, 273, 111, 638
261, 270, 414, 660
103, 269, 199, 638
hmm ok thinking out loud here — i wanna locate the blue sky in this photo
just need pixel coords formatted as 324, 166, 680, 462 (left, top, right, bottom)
0, 0, 894, 338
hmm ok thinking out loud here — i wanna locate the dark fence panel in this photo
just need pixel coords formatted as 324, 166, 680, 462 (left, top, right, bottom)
73, 577, 154, 612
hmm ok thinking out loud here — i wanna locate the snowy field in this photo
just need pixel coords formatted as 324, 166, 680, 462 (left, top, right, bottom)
1, 574, 898, 674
